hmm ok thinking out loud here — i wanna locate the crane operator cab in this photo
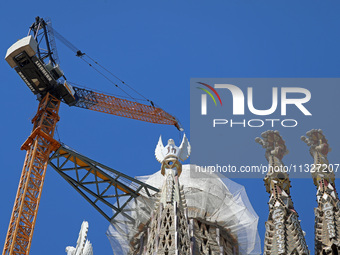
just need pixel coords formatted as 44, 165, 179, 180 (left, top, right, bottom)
5, 35, 78, 106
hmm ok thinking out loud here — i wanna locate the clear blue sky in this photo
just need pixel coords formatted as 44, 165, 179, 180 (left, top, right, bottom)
1, 1, 340, 254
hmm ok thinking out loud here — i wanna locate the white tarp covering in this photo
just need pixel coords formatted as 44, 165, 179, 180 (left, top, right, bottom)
107, 164, 261, 255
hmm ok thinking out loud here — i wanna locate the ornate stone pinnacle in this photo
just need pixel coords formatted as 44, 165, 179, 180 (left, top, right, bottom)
256, 130, 309, 255
301, 130, 340, 255
255, 130, 289, 161
301, 129, 331, 157
155, 134, 191, 176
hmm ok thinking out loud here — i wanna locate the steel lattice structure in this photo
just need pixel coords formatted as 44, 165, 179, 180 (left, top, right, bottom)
3, 94, 60, 255
74, 87, 179, 127
48, 144, 159, 222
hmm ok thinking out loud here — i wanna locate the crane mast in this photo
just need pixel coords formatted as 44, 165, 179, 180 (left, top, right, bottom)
3, 94, 60, 255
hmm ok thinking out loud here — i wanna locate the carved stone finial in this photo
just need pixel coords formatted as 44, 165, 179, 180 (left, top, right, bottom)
155, 133, 191, 176
255, 130, 289, 160
302, 130, 340, 254
256, 130, 291, 195
256, 130, 309, 254
301, 129, 331, 156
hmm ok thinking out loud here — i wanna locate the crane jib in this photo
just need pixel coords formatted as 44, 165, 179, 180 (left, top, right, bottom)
73, 86, 179, 126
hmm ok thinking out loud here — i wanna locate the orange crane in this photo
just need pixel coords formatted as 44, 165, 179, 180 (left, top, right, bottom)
3, 17, 180, 255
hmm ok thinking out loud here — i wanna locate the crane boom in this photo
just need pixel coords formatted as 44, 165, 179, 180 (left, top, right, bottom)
73, 86, 180, 128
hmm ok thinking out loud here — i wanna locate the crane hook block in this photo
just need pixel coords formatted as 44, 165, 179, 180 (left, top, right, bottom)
76, 50, 85, 57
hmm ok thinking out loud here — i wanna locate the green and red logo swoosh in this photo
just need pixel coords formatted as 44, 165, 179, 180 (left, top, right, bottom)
197, 82, 222, 106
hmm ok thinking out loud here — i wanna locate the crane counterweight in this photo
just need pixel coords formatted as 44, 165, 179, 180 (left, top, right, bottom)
5, 35, 78, 106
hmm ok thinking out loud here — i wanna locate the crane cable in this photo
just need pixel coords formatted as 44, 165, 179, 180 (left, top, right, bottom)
47, 23, 155, 106
68, 81, 148, 102
79, 57, 138, 102
85, 55, 155, 106
82, 55, 182, 127
46, 23, 182, 129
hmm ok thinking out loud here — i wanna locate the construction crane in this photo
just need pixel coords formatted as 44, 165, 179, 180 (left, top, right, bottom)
3, 16, 181, 255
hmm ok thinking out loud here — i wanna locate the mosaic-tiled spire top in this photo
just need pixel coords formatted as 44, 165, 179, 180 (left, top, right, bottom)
256, 130, 309, 255
302, 129, 340, 255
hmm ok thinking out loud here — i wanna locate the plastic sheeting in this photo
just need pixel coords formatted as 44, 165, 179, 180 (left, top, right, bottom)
106, 164, 261, 255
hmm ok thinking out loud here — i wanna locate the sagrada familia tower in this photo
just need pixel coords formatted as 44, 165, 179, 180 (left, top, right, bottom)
107, 134, 260, 255
104, 129, 339, 255
256, 129, 340, 255
256, 131, 309, 255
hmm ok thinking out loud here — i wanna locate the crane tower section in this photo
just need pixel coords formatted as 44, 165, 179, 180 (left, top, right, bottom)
3, 94, 60, 255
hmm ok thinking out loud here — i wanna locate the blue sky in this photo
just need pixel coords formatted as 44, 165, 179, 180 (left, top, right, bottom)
1, 1, 340, 254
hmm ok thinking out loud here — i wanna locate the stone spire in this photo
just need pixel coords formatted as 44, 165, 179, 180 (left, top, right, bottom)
144, 159, 191, 254
117, 134, 246, 254
301, 129, 340, 255
256, 130, 309, 255
134, 134, 240, 255
144, 134, 192, 254
66, 221, 93, 255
